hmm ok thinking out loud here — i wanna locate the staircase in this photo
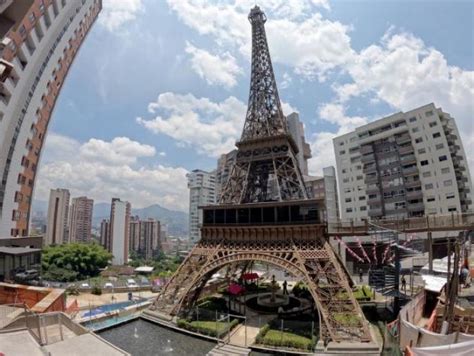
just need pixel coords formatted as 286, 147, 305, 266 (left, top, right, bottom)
207, 344, 251, 356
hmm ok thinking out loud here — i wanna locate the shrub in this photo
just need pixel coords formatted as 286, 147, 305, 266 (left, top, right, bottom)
66, 285, 79, 296
292, 281, 311, 298
91, 285, 102, 295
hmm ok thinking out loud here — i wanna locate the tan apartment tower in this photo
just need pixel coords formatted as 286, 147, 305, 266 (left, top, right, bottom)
45, 188, 69, 245
0, 0, 103, 238
69, 196, 93, 243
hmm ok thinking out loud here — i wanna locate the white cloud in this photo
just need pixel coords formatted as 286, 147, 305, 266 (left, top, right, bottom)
308, 103, 368, 175
281, 101, 298, 115
185, 42, 243, 88
166, 0, 352, 79
138, 93, 247, 157
99, 0, 144, 31
35, 133, 188, 211
280, 72, 292, 89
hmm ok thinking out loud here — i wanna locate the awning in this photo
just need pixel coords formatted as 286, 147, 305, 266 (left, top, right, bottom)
421, 275, 446, 293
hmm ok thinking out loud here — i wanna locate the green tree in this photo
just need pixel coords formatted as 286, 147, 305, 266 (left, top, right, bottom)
42, 243, 112, 282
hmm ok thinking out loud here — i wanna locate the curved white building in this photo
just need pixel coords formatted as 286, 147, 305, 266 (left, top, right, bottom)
0, 0, 102, 237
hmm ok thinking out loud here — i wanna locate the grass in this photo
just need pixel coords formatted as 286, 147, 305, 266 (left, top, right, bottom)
336, 285, 372, 301
333, 312, 361, 327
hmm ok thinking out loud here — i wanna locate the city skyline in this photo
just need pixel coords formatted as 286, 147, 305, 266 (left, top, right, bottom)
32, 0, 473, 213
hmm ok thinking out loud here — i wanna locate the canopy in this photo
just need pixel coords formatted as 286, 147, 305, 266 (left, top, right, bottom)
228, 283, 245, 295
242, 272, 259, 280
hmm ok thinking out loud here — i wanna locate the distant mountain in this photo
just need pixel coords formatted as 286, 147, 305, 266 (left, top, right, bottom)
32, 200, 188, 237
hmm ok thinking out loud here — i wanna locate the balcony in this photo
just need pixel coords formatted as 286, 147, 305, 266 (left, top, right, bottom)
366, 186, 380, 195
400, 154, 416, 164
384, 195, 406, 204
361, 153, 375, 163
360, 145, 373, 155
363, 164, 377, 174
399, 145, 414, 155
365, 175, 378, 184
406, 190, 423, 199
407, 202, 424, 212
402, 166, 418, 176
368, 208, 383, 217
367, 196, 382, 205
396, 133, 411, 145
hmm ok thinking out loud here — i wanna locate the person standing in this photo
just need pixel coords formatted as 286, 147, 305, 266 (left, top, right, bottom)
283, 280, 288, 295
401, 275, 407, 294
359, 268, 363, 283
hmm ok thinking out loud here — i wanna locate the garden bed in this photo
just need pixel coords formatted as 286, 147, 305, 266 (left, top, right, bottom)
177, 319, 239, 338
255, 324, 317, 351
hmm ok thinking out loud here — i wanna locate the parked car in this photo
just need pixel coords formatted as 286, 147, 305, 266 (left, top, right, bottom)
81, 282, 90, 288
127, 279, 138, 289
103, 282, 114, 289
15, 269, 38, 281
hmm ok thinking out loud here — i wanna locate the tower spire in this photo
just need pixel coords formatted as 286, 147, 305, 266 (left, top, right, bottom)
219, 6, 308, 204
240, 6, 287, 142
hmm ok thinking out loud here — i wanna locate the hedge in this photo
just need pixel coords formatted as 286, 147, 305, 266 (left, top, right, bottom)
177, 319, 239, 337
255, 324, 316, 351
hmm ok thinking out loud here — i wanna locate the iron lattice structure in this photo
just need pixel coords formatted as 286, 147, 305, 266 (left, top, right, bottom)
219, 6, 307, 204
153, 6, 372, 344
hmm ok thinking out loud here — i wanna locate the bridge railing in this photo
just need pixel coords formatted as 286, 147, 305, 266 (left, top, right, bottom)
328, 212, 474, 235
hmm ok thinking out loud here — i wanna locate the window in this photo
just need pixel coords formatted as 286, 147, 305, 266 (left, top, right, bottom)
422, 171, 431, 177
420, 160, 429, 166
427, 196, 435, 202
19, 25, 27, 37
343, 178, 350, 183
360, 206, 367, 211
441, 167, 450, 174
339, 141, 344, 146
433, 132, 441, 138
409, 117, 416, 122
439, 155, 447, 162
356, 175, 363, 181
346, 208, 353, 213
418, 148, 426, 154
412, 127, 419, 133
425, 183, 434, 190
435, 143, 444, 150
342, 169, 347, 174
29, 12, 36, 23
444, 180, 453, 187
448, 207, 457, 212
425, 110, 434, 117
344, 188, 351, 193
339, 150, 346, 155
429, 122, 437, 128
345, 198, 352, 203
415, 137, 423, 144
446, 193, 455, 199
359, 196, 366, 201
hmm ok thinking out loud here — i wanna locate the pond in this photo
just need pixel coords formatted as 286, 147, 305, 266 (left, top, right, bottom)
98, 319, 216, 355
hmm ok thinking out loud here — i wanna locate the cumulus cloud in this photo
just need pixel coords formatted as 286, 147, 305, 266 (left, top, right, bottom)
138, 92, 247, 157
185, 42, 243, 88
99, 0, 144, 31
35, 133, 188, 211
166, 0, 352, 79
308, 104, 368, 175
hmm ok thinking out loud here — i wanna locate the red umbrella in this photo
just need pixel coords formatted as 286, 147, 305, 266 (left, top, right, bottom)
228, 283, 245, 295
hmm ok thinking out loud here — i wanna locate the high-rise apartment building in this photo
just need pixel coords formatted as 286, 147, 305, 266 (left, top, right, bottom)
304, 166, 339, 223
69, 196, 93, 243
99, 218, 109, 248
287, 112, 312, 176
334, 103, 473, 221
45, 188, 69, 245
109, 198, 131, 265
129, 216, 161, 260
0, 0, 102, 238
187, 169, 216, 244
215, 149, 237, 199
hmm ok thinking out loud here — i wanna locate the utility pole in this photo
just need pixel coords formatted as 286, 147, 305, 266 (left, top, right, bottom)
393, 231, 400, 315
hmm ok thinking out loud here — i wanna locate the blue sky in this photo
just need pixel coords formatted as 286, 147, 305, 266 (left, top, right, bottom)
35, 0, 474, 211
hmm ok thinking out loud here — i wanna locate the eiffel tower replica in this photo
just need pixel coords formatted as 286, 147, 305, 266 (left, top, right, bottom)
152, 6, 372, 344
